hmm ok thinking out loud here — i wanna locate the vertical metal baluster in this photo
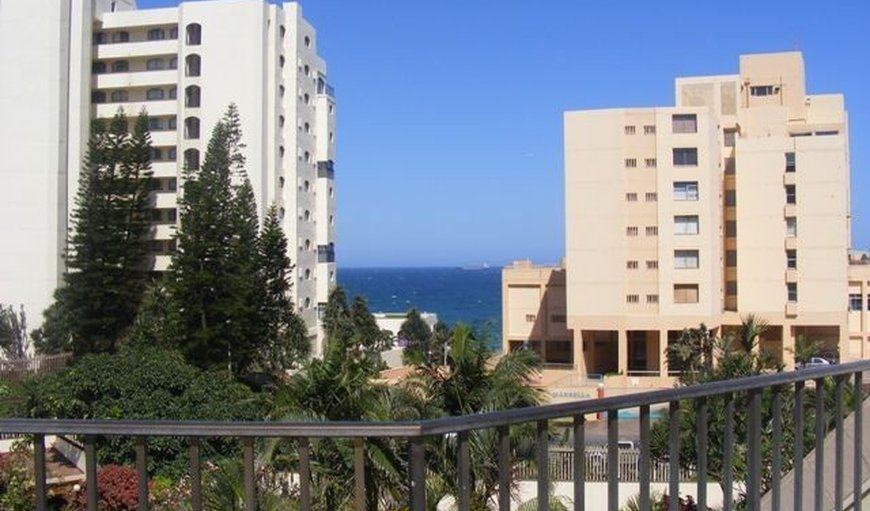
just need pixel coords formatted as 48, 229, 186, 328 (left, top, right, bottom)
409, 437, 426, 511
85, 435, 98, 511
639, 405, 650, 511
499, 426, 511, 511
135, 437, 149, 511
794, 380, 805, 511
835, 375, 845, 511
34, 433, 47, 511
538, 420, 549, 511
723, 394, 735, 511
815, 378, 825, 511
299, 438, 311, 511
574, 414, 585, 511
668, 401, 680, 511
772, 387, 783, 511
607, 409, 618, 511
697, 397, 708, 511
354, 437, 366, 511
458, 431, 470, 511
243, 438, 255, 511
190, 437, 202, 511
854, 371, 863, 511
748, 388, 762, 511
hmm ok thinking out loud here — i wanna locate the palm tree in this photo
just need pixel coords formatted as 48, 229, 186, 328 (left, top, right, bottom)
402, 324, 544, 510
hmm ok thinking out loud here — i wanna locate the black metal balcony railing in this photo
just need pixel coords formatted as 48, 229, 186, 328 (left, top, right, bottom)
1, 361, 868, 511
317, 160, 335, 179
317, 243, 335, 263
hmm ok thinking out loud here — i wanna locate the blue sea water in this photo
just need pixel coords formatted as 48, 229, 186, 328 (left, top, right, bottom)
338, 267, 503, 346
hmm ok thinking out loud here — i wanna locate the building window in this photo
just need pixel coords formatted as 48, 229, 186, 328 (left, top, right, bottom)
674, 284, 699, 304
626, 295, 639, 304
786, 152, 796, 172
167, 147, 177, 160
786, 217, 797, 237
672, 114, 698, 134
111, 31, 130, 43
726, 250, 737, 267
645, 192, 657, 202
168, 87, 177, 100
626, 226, 638, 237
303, 93, 310, 104
646, 226, 658, 236
149, 148, 163, 161
849, 294, 862, 311
725, 189, 737, 207
674, 215, 699, 235
674, 250, 699, 269
724, 157, 736, 175
149, 117, 163, 131
169, 57, 178, 70
645, 158, 656, 168
94, 32, 106, 44
673, 148, 698, 166
786, 249, 797, 269
184, 117, 200, 139
185, 54, 201, 77
279, 85, 285, 98
646, 294, 659, 304
186, 23, 202, 45
304, 122, 310, 133
280, 25, 286, 38
279, 115, 285, 128
168, 177, 177, 191
92, 91, 106, 103
111, 60, 129, 73
184, 149, 200, 170
787, 283, 798, 302
723, 129, 736, 147
626, 260, 638, 270
147, 58, 164, 71
185, 85, 201, 108
92, 62, 107, 74
644, 125, 656, 135
624, 125, 636, 135
304, 35, 311, 47
110, 90, 129, 102
169, 26, 178, 39
726, 281, 738, 296
147, 28, 165, 41
785, 185, 796, 204
816, 130, 839, 136
146, 88, 165, 100
725, 220, 737, 237
646, 260, 658, 270
750, 85, 776, 96
622, 158, 637, 168
625, 193, 637, 202
673, 181, 698, 201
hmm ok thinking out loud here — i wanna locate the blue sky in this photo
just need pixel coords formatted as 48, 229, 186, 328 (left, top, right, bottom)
141, 0, 870, 268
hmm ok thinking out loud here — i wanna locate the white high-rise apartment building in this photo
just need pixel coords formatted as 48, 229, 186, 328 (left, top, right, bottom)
0, 0, 336, 355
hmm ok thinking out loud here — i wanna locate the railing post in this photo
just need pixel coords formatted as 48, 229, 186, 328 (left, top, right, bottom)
573, 414, 585, 511
189, 437, 202, 511
298, 438, 311, 511
835, 375, 845, 511
354, 437, 366, 511
794, 380, 805, 511
33, 433, 47, 511
747, 388, 762, 511
242, 437, 256, 511
135, 436, 149, 511
855, 371, 863, 511
458, 431, 470, 511
607, 409, 618, 511
85, 435, 98, 511
723, 394, 734, 511
815, 378, 825, 511
696, 397, 708, 511
668, 401, 680, 511
498, 426, 511, 511
538, 419, 549, 511
409, 437, 426, 511
639, 405, 650, 511
771, 387, 783, 511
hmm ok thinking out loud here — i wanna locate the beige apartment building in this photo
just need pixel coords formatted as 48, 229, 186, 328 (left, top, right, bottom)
504, 52, 868, 383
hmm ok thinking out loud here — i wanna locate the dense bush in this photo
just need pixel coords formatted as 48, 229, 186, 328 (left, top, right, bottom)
11, 345, 267, 476
72, 465, 140, 511
0, 441, 35, 511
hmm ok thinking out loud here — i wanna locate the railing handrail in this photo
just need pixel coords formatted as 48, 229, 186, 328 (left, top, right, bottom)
2, 360, 868, 438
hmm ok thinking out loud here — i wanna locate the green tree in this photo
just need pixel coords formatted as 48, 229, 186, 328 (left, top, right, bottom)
351, 296, 392, 353
257, 205, 309, 372
125, 280, 182, 350
168, 106, 263, 376
38, 112, 153, 356
402, 324, 544, 510
0, 304, 28, 359
399, 308, 432, 365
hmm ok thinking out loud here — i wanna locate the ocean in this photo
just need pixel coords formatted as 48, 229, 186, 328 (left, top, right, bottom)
338, 267, 503, 346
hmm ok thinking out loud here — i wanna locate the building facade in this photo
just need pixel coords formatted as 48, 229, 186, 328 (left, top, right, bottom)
504, 52, 867, 382
0, 0, 336, 355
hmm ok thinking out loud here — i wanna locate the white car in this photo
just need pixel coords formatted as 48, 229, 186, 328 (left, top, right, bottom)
800, 357, 831, 369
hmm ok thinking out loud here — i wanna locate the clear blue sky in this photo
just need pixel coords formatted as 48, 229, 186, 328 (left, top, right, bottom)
141, 0, 870, 268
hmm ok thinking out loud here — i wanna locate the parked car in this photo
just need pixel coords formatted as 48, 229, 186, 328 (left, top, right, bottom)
799, 357, 831, 370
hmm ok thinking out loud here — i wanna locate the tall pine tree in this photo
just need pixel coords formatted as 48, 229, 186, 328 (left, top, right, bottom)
39, 111, 153, 355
